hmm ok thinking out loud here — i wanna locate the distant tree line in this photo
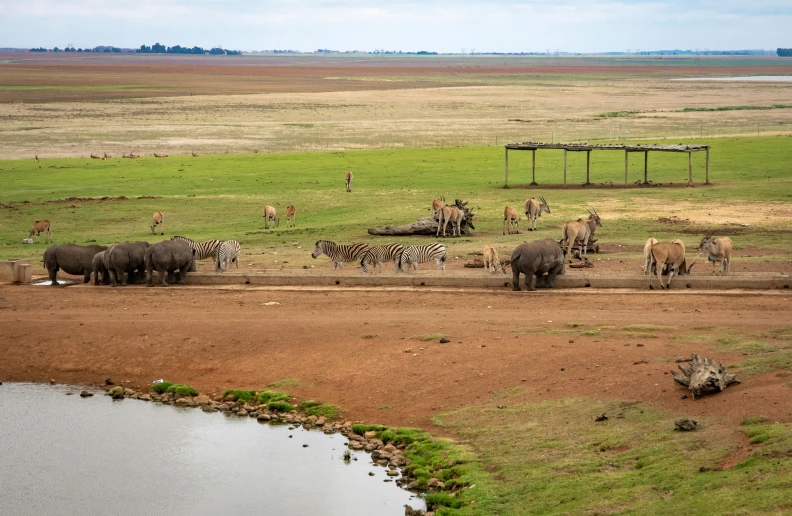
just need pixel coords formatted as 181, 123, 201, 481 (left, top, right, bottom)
137, 43, 241, 55
779, 48, 792, 57
29, 46, 127, 53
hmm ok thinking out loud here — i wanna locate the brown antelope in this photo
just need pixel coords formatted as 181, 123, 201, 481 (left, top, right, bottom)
648, 239, 696, 289
431, 197, 445, 216
345, 170, 353, 192
483, 245, 505, 274
154, 153, 168, 158
285, 205, 296, 227
437, 205, 464, 237
503, 206, 520, 235
129, 153, 140, 159
28, 220, 51, 243
524, 196, 551, 231
264, 206, 279, 229
697, 231, 733, 275
643, 237, 659, 274
192, 152, 200, 157
34, 155, 39, 162
103, 153, 111, 160
561, 209, 602, 263
90, 153, 101, 159
151, 212, 164, 235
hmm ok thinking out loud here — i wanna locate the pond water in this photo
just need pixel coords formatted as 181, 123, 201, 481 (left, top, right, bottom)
0, 383, 424, 516
671, 76, 792, 82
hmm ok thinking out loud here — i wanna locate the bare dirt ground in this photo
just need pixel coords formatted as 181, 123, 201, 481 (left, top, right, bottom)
2, 285, 790, 430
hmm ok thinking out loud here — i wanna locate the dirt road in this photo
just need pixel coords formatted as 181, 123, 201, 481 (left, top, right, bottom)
2, 285, 790, 429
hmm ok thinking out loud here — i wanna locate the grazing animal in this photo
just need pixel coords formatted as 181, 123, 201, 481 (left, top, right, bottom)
263, 206, 279, 229
360, 243, 405, 273
192, 152, 200, 157
170, 236, 222, 268
561, 209, 602, 263
285, 205, 296, 227
129, 153, 140, 159
524, 196, 551, 231
431, 197, 445, 216
91, 250, 110, 285
697, 231, 733, 275
345, 170, 353, 192
398, 243, 446, 272
215, 240, 241, 272
150, 212, 164, 235
90, 154, 101, 159
503, 206, 520, 235
437, 205, 464, 237
483, 245, 505, 274
145, 240, 196, 287
104, 241, 150, 286
102, 153, 110, 160
648, 240, 688, 290
28, 220, 52, 244
312, 240, 369, 270
643, 237, 659, 274
154, 153, 168, 158
43, 243, 107, 285
34, 155, 39, 162
510, 239, 565, 291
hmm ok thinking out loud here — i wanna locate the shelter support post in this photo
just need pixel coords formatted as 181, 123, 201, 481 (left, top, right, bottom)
585, 150, 591, 185
624, 150, 628, 185
643, 151, 648, 184
504, 148, 509, 187
705, 148, 710, 184
563, 150, 567, 187
530, 149, 537, 185
688, 152, 693, 187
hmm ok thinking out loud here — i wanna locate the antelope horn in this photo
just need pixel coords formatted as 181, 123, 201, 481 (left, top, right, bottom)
687, 261, 697, 273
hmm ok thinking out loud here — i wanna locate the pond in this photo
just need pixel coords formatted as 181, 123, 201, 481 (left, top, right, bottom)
0, 383, 425, 516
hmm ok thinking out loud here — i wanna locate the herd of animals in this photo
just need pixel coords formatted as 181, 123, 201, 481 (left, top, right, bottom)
23, 169, 735, 291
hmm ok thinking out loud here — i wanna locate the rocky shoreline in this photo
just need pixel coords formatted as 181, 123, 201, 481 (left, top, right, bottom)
103, 385, 453, 516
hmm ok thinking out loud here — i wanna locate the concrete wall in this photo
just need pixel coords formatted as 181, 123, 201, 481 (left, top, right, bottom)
0, 259, 32, 284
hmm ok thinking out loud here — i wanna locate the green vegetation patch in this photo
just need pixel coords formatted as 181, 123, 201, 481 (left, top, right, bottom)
360, 333, 378, 339
266, 378, 301, 389
257, 390, 291, 404
300, 400, 342, 419
166, 384, 197, 397
434, 397, 792, 514
150, 381, 173, 394
679, 104, 792, 112
717, 333, 792, 378
267, 401, 294, 412
622, 324, 675, 331
223, 389, 257, 403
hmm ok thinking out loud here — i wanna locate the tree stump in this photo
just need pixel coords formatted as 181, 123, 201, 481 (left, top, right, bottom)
671, 353, 740, 399
368, 199, 475, 236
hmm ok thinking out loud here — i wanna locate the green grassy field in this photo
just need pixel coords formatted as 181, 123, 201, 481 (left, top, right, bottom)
2, 136, 790, 266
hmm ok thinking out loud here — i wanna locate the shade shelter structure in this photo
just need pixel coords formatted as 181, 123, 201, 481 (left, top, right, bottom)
503, 142, 710, 188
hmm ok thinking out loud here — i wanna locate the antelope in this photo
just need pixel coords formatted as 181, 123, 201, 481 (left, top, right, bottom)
483, 245, 505, 274
264, 206, 279, 229
192, 152, 200, 157
285, 205, 296, 227
561, 209, 602, 263
90, 154, 101, 159
643, 237, 659, 274
28, 220, 52, 243
649, 239, 695, 289
151, 212, 164, 235
697, 231, 733, 275
524, 196, 551, 231
437, 205, 464, 237
431, 197, 445, 216
102, 153, 110, 160
154, 153, 168, 158
503, 206, 520, 235
345, 170, 353, 192
129, 153, 140, 159
34, 155, 39, 162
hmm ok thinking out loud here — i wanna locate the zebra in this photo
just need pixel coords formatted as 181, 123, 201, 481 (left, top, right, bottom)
311, 240, 369, 270
398, 243, 446, 272
170, 236, 222, 268
360, 243, 404, 273
216, 240, 241, 272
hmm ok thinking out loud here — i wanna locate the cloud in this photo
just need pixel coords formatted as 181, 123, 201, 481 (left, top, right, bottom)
1, 0, 789, 51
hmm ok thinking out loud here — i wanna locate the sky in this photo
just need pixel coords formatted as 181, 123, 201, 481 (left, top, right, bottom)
1, 0, 789, 53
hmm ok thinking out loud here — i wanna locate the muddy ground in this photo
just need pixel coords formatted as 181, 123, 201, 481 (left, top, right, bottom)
2, 285, 790, 431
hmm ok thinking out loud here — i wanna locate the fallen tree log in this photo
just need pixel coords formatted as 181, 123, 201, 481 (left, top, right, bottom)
671, 353, 740, 399
368, 199, 475, 236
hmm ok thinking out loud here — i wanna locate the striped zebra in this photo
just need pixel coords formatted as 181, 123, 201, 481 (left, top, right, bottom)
311, 240, 369, 270
170, 236, 222, 266
398, 243, 446, 272
360, 243, 404, 273
216, 240, 241, 272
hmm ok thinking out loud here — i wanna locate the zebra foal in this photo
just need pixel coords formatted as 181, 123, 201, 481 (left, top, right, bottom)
216, 240, 241, 272
398, 243, 446, 272
312, 240, 369, 270
360, 243, 404, 273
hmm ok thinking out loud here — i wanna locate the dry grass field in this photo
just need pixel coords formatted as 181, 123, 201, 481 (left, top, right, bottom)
1, 53, 791, 158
